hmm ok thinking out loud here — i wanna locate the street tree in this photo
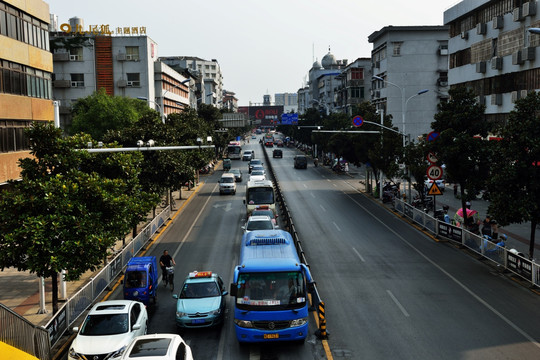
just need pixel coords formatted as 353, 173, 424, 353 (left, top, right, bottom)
488, 92, 540, 259
431, 86, 490, 229
0, 122, 153, 313
70, 88, 152, 140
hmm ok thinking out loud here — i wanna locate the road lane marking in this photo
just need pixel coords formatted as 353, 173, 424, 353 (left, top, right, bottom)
327, 179, 331, 182
320, 204, 327, 212
342, 189, 540, 350
311, 192, 315, 198
333, 183, 337, 187
303, 183, 308, 188
387, 290, 410, 317
352, 247, 365, 262
333, 222, 341, 232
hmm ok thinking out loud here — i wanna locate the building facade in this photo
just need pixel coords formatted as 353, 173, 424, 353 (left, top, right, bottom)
1, 0, 53, 185
369, 25, 450, 142
334, 57, 372, 116
444, 0, 540, 125
274, 92, 298, 113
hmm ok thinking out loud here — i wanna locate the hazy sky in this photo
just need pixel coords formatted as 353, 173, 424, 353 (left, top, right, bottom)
49, 0, 460, 105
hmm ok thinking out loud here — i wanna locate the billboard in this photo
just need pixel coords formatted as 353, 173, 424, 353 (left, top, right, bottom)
239, 105, 284, 126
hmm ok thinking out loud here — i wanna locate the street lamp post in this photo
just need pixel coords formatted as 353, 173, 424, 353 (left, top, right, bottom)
372, 75, 428, 202
137, 97, 164, 123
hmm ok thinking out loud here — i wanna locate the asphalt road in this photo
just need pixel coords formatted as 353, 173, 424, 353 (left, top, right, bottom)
270, 141, 540, 360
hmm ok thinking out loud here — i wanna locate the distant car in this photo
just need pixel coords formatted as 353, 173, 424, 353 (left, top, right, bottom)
229, 168, 243, 182
120, 333, 193, 360
242, 215, 277, 233
250, 205, 278, 226
249, 169, 266, 182
173, 271, 227, 329
251, 135, 256, 139
242, 150, 253, 161
219, 173, 236, 195
276, 140, 284, 147
248, 159, 263, 173
273, 149, 283, 158
424, 179, 445, 192
294, 155, 307, 169
69, 300, 148, 360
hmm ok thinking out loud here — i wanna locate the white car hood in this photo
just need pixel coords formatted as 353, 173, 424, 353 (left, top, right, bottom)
71, 332, 132, 355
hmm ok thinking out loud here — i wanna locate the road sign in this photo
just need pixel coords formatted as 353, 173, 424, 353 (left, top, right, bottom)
427, 131, 440, 142
428, 182, 442, 195
281, 113, 298, 125
427, 152, 438, 164
352, 115, 363, 127
427, 165, 443, 180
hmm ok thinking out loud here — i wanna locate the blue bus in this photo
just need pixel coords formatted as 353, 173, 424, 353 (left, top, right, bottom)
230, 230, 313, 343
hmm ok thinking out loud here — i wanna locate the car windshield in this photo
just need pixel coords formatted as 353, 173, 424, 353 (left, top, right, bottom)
221, 177, 234, 183
230, 169, 240, 175
250, 160, 261, 166
180, 281, 220, 298
251, 170, 264, 176
129, 338, 172, 357
80, 313, 129, 335
246, 220, 273, 231
252, 210, 274, 218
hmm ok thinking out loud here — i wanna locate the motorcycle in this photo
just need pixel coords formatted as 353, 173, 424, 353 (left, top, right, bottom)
382, 182, 400, 203
314, 158, 319, 167
412, 194, 434, 211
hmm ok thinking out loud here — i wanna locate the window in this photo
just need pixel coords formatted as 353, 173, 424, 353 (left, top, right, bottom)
393, 42, 402, 56
126, 73, 140, 87
349, 87, 361, 98
70, 47, 83, 61
70, 73, 84, 87
350, 68, 363, 80
125, 46, 139, 60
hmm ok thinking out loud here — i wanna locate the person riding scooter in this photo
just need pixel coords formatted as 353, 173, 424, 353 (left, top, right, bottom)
314, 157, 319, 167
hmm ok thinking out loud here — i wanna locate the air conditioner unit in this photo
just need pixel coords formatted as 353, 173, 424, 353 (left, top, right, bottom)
117, 53, 126, 61
476, 61, 486, 73
127, 81, 134, 87
460, 31, 468, 39
522, 1, 537, 17
493, 16, 504, 29
512, 50, 524, 65
511, 91, 518, 103
491, 93, 502, 105
439, 47, 448, 55
513, 7, 522, 21
117, 79, 127, 88
126, 54, 133, 60
521, 47, 535, 61
491, 56, 503, 70
69, 54, 79, 61
521, 90, 529, 98
71, 81, 78, 88
477, 23, 487, 35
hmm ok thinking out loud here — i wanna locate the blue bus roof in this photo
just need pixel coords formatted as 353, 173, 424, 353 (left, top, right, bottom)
239, 230, 301, 272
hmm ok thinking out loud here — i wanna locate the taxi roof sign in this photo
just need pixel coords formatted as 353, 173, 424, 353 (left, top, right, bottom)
188, 271, 212, 278
428, 182, 442, 196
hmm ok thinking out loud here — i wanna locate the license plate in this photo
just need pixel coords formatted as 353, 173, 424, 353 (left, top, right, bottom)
263, 333, 279, 339
191, 319, 205, 324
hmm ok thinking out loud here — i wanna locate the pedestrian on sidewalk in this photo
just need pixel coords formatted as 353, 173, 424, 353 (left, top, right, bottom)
481, 215, 493, 238
453, 184, 458, 198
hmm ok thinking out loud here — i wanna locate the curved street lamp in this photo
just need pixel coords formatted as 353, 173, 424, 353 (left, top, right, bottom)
137, 97, 164, 123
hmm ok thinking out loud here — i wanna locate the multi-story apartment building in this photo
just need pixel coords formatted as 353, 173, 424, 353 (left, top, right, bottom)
274, 92, 298, 113
50, 19, 189, 128
222, 90, 238, 112
0, 0, 53, 185
444, 0, 540, 124
334, 58, 372, 116
369, 25, 450, 142
159, 56, 223, 107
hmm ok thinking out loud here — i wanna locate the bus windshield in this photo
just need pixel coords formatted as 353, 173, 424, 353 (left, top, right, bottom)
235, 272, 306, 311
247, 187, 274, 205
227, 145, 242, 156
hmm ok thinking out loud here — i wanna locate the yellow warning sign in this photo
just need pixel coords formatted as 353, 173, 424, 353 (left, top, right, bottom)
428, 182, 442, 195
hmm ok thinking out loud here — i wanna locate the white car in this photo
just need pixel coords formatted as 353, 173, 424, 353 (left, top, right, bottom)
242, 150, 253, 161
242, 215, 277, 233
424, 179, 445, 192
249, 169, 266, 182
120, 333, 193, 360
69, 300, 148, 360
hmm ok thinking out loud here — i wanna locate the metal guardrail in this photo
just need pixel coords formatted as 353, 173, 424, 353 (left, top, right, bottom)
260, 143, 325, 322
393, 198, 539, 287
0, 303, 51, 360
41, 207, 172, 354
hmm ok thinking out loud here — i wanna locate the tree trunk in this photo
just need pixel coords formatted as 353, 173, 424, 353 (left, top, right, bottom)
529, 220, 536, 260
51, 272, 59, 314
132, 225, 137, 240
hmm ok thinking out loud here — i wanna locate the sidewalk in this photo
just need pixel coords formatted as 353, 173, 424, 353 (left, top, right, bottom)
0, 185, 199, 328
343, 166, 537, 258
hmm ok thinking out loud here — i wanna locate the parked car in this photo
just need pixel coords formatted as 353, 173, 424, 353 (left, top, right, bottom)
172, 271, 227, 329
219, 173, 236, 195
273, 149, 283, 158
69, 300, 148, 360
120, 333, 193, 360
294, 155, 307, 169
229, 168, 243, 182
242, 215, 277, 233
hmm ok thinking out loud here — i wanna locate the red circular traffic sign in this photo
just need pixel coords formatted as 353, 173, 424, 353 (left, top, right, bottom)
427, 165, 443, 180
427, 152, 438, 164
352, 115, 363, 127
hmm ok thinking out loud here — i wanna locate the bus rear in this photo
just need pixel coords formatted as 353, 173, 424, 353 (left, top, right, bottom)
230, 231, 313, 343
245, 180, 275, 216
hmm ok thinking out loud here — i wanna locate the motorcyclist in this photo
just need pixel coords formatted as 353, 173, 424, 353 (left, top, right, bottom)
314, 157, 319, 167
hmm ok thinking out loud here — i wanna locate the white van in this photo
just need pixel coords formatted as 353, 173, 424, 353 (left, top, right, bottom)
219, 173, 237, 195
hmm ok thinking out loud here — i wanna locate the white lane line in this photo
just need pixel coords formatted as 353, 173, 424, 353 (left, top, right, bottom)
311, 192, 315, 198
249, 347, 260, 360
333, 222, 341, 232
326, 179, 331, 182
342, 188, 540, 350
303, 183, 308, 188
320, 204, 326, 212
352, 247, 365, 262
333, 183, 337, 187
387, 290, 410, 317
